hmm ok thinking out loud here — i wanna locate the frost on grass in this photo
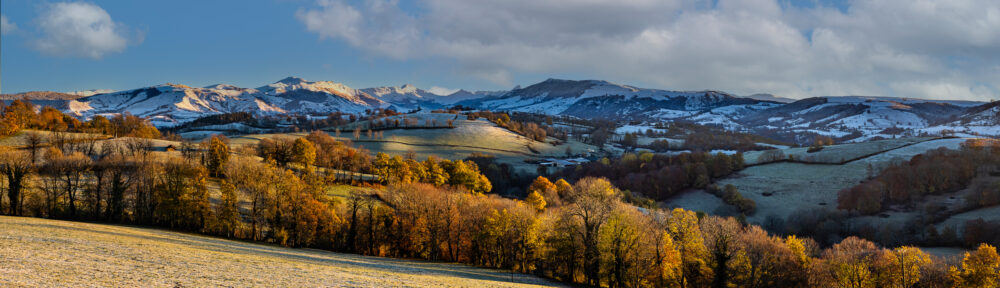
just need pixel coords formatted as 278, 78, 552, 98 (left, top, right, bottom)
0, 216, 561, 287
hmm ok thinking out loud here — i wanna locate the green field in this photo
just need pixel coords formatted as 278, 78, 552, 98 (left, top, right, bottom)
0, 216, 561, 287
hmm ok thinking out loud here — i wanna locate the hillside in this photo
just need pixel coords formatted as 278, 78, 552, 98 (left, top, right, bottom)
456, 78, 768, 120
10, 77, 994, 143
0, 216, 561, 287
0, 91, 83, 100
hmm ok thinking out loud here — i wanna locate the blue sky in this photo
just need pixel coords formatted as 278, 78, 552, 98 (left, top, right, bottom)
1, 0, 998, 102
0, 1, 483, 94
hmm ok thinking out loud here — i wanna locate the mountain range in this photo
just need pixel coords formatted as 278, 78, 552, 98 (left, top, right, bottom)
2, 77, 996, 141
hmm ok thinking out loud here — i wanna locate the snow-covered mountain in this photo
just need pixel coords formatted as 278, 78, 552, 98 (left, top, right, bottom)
920, 101, 1000, 138
456, 78, 769, 120
56, 77, 500, 127
732, 96, 985, 141
431, 89, 506, 105
66, 83, 286, 127
16, 76, 993, 141
67, 89, 116, 97
359, 84, 445, 111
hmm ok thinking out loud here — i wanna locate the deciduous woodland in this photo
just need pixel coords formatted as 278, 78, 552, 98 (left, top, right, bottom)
1, 101, 999, 287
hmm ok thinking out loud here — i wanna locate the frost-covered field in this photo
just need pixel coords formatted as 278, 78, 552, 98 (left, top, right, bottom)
936, 205, 1000, 234
742, 137, 940, 165
0, 130, 109, 147
0, 216, 561, 287
677, 138, 973, 224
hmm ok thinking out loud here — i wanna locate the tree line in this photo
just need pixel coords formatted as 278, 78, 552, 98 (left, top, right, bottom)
2, 144, 998, 287
468, 111, 562, 142
552, 151, 746, 203
0, 99, 161, 138
839, 140, 1000, 215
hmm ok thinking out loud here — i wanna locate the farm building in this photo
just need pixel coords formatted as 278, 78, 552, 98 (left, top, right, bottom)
540, 157, 591, 167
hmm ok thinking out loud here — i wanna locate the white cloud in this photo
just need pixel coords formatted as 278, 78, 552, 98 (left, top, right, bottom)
297, 0, 1000, 101
1, 15, 16, 34
426, 86, 459, 96
32, 2, 137, 59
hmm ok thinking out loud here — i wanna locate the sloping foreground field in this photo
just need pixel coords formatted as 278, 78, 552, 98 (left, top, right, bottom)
0, 216, 561, 287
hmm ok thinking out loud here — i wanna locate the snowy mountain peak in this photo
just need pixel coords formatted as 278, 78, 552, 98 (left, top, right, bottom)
204, 84, 240, 90
276, 76, 307, 85
66, 89, 115, 97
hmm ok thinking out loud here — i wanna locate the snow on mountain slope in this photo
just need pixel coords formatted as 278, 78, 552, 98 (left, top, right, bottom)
921, 101, 1000, 137
37, 76, 991, 142
737, 96, 980, 141
359, 84, 451, 110
67, 89, 116, 97
457, 78, 764, 118
69, 78, 391, 126
435, 89, 504, 105
259, 77, 383, 107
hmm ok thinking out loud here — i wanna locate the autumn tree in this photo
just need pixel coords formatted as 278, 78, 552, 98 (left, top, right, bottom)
823, 237, 881, 288
701, 216, 741, 288
564, 177, 620, 285
0, 148, 32, 216
292, 137, 316, 172
226, 156, 277, 241
203, 135, 230, 177
155, 158, 210, 230
2, 99, 37, 135
885, 246, 931, 288
525, 190, 546, 212
599, 202, 647, 288
731, 226, 804, 288
950, 244, 1000, 288
214, 181, 242, 238
667, 208, 711, 287
529, 176, 561, 207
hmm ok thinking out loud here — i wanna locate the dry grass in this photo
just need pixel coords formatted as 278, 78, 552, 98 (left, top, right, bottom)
0, 216, 562, 287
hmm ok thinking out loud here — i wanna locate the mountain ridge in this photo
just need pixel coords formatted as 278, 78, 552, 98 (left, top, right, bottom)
3, 77, 994, 140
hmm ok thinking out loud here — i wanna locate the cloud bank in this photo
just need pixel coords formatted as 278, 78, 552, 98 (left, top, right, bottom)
297, 0, 1000, 101
32, 2, 138, 59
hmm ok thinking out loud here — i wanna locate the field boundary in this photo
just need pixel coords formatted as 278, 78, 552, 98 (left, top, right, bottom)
745, 137, 949, 168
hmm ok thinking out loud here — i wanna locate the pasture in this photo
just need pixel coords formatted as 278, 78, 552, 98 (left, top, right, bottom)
667, 137, 974, 225
0, 216, 561, 287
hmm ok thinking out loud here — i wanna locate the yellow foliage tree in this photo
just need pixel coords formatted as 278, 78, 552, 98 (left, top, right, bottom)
526, 190, 546, 212
885, 246, 930, 288
950, 244, 1000, 288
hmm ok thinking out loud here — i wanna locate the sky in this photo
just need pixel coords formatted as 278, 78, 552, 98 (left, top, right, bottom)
1, 0, 998, 102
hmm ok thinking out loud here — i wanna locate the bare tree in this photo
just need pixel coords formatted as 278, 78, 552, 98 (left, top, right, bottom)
0, 148, 33, 216
24, 131, 45, 164
40, 152, 92, 218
